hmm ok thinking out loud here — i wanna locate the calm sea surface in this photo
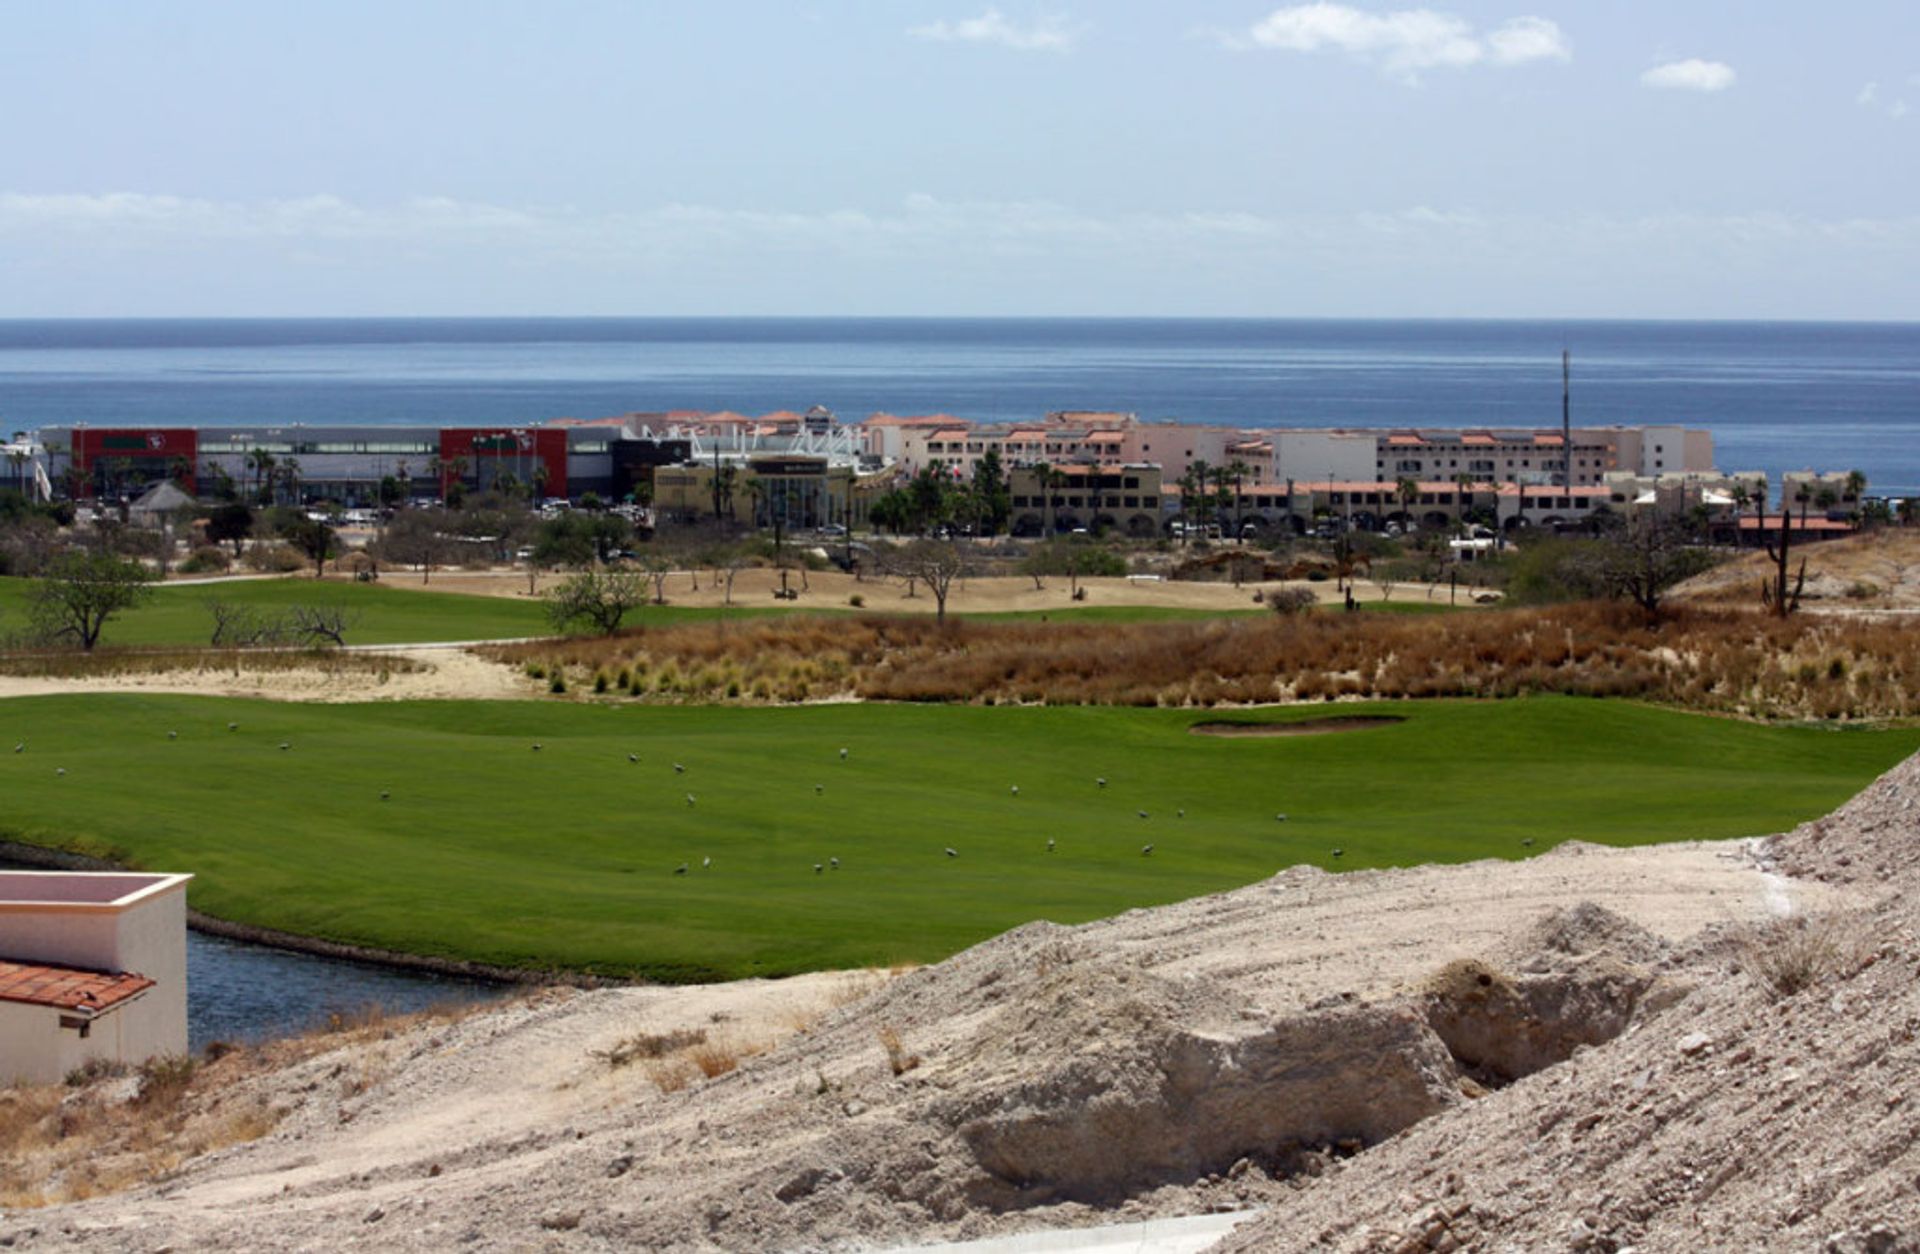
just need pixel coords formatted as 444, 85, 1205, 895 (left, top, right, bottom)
1, 318, 1917, 493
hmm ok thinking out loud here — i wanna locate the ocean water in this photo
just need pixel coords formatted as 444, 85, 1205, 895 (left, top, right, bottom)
1, 318, 1916, 494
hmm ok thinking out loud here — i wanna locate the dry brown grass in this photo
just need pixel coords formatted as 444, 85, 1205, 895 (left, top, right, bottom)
878, 1025, 921, 1076
0, 1054, 277, 1209
0, 994, 516, 1210
0, 646, 423, 681
484, 603, 1920, 721
1742, 916, 1858, 999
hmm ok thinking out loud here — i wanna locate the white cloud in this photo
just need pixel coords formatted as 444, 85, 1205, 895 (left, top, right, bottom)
1857, 81, 1878, 106
1893, 100, 1912, 120
1239, 4, 1567, 78
1641, 59, 1736, 93
1486, 16, 1569, 66
910, 10, 1075, 52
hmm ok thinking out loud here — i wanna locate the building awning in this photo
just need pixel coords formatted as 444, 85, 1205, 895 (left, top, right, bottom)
0, 959, 154, 1014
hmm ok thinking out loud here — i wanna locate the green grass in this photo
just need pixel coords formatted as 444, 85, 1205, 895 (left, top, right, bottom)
0, 576, 810, 647
0, 575, 1282, 647
1, 694, 1911, 982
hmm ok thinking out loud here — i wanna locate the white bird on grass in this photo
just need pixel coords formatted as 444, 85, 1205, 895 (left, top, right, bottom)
814, 863, 824, 875
702, 856, 711, 869
944, 847, 958, 858
829, 857, 840, 870
1010, 785, 1019, 796
1046, 837, 1055, 852
674, 863, 689, 876
628, 753, 638, 763
839, 748, 849, 760
685, 793, 696, 806
1140, 844, 1154, 856
673, 763, 686, 774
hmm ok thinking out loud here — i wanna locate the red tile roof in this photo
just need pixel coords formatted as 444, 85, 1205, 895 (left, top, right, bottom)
0, 960, 154, 1013
1494, 484, 1611, 498
1736, 516, 1855, 532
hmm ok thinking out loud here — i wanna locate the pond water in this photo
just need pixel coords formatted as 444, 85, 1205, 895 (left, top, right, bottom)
0, 858, 514, 1051
184, 930, 514, 1052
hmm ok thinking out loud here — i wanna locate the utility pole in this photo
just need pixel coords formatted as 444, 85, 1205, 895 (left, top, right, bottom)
1561, 348, 1572, 489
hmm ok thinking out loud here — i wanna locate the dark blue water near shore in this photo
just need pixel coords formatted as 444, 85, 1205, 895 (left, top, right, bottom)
2, 317, 1917, 493
185, 932, 509, 1052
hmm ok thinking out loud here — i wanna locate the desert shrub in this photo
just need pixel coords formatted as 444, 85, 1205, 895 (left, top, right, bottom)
1267, 587, 1317, 616
177, 546, 231, 574
549, 673, 567, 694
1742, 916, 1851, 999
243, 543, 307, 574
849, 594, 865, 608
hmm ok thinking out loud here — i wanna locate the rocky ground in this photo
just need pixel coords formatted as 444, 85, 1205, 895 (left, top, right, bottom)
6, 780, 1908, 1252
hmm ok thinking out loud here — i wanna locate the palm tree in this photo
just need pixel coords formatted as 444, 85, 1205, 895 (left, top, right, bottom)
1844, 469, 1867, 519
245, 449, 276, 504
1396, 476, 1419, 529
1044, 465, 1069, 535
1226, 459, 1252, 540
6, 447, 26, 496
277, 457, 303, 506
1031, 460, 1054, 536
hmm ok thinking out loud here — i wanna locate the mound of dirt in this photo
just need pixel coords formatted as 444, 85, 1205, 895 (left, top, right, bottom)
1772, 748, 1920, 885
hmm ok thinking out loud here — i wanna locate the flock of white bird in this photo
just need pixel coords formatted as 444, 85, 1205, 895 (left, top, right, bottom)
11, 726, 1347, 877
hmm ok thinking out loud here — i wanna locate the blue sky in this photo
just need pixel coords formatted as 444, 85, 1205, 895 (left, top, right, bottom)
2, 1, 1915, 318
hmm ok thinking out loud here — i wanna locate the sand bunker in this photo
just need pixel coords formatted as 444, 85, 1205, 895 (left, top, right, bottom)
1188, 715, 1406, 737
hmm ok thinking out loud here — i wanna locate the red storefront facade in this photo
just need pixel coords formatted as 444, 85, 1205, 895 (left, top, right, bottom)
437, 428, 568, 498
69, 429, 200, 496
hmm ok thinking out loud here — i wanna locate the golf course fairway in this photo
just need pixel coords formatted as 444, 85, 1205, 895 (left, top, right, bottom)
1, 693, 1910, 981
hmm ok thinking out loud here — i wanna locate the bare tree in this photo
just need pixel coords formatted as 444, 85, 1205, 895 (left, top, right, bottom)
1593, 515, 1715, 622
374, 510, 453, 584
545, 569, 647, 635
206, 598, 280, 646
886, 539, 970, 624
287, 604, 358, 647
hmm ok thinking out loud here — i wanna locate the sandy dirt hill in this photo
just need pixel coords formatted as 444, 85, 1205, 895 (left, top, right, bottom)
1676, 527, 1920, 612
0, 815, 1878, 1252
